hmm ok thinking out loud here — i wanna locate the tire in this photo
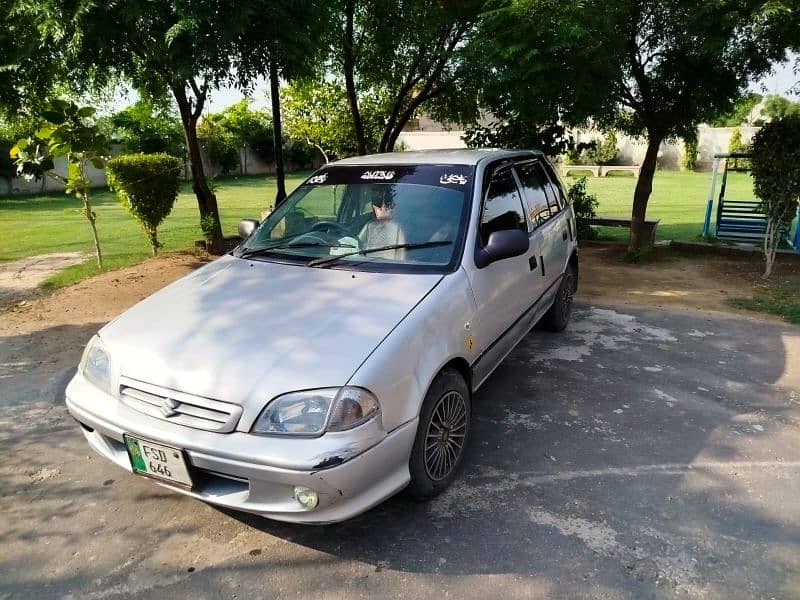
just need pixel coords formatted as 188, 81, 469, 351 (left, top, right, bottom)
407, 368, 471, 501
538, 261, 577, 332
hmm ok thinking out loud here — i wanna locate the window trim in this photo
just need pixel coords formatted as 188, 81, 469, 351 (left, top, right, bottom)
512, 159, 557, 232
477, 163, 528, 247
537, 159, 568, 211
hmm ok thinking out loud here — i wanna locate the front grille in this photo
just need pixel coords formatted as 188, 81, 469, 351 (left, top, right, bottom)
119, 376, 242, 433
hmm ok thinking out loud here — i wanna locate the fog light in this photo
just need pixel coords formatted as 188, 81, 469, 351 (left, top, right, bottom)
294, 486, 319, 509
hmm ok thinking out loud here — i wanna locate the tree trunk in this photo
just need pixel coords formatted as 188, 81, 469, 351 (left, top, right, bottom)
172, 85, 224, 251
82, 193, 103, 268
343, 0, 367, 155
762, 216, 779, 278
269, 56, 287, 204
629, 133, 663, 251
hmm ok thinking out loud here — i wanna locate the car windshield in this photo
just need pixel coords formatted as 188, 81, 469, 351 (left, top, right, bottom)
238, 164, 473, 272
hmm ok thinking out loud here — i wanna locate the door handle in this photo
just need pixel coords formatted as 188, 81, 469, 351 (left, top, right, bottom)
528, 256, 537, 271
562, 229, 568, 240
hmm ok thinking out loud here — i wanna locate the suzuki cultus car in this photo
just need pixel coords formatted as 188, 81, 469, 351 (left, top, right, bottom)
66, 149, 578, 523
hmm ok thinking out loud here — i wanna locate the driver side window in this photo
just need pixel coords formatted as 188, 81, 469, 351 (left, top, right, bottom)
480, 169, 526, 245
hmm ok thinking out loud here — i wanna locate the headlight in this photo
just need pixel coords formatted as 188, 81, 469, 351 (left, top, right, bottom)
79, 335, 112, 394
251, 387, 380, 436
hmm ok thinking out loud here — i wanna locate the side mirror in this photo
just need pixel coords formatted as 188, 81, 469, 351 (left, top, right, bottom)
474, 229, 529, 268
238, 219, 260, 239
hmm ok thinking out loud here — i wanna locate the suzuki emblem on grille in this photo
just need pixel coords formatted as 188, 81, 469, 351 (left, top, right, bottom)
160, 398, 180, 418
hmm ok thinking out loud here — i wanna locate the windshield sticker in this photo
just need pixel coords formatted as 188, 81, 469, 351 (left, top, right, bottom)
361, 170, 395, 181
440, 173, 468, 185
307, 173, 328, 184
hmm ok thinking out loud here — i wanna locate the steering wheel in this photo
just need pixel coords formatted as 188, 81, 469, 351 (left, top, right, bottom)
309, 221, 351, 237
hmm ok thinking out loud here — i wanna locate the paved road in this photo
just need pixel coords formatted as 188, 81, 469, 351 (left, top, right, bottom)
2, 302, 799, 599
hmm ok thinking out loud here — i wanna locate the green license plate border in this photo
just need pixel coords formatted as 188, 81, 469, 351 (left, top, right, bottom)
122, 434, 194, 490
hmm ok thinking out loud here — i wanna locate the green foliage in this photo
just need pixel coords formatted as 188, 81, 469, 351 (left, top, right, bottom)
109, 100, 185, 158
0, 1, 64, 116
682, 135, 698, 171
728, 127, 752, 170
197, 118, 239, 176
198, 102, 275, 172
474, 0, 798, 250
586, 130, 618, 165
107, 153, 182, 255
729, 286, 800, 325
750, 115, 800, 276
462, 120, 580, 156
709, 93, 762, 127
760, 94, 800, 122
10, 100, 108, 266
282, 79, 383, 160
567, 177, 599, 240
328, 0, 483, 152
283, 138, 317, 166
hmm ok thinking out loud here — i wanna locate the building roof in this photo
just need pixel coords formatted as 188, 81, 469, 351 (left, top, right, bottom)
331, 148, 543, 167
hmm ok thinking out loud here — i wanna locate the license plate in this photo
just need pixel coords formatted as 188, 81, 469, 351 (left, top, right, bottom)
123, 435, 193, 488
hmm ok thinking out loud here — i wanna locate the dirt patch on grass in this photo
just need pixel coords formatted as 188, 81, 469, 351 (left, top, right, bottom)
0, 252, 86, 307
579, 244, 800, 321
1, 251, 210, 338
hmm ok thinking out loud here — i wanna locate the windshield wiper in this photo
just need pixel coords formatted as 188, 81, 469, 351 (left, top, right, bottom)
238, 241, 356, 260
307, 241, 453, 267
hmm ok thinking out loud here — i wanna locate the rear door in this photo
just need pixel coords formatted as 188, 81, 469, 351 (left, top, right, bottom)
514, 160, 570, 290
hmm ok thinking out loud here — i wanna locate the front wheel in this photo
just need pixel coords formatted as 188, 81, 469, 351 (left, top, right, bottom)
538, 261, 577, 332
407, 368, 471, 501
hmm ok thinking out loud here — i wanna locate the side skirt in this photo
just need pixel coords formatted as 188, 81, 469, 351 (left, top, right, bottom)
471, 274, 562, 390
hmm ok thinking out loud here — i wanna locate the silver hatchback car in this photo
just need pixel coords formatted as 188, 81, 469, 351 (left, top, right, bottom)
66, 149, 578, 523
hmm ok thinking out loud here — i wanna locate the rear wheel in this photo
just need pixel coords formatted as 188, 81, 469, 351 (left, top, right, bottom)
407, 368, 471, 501
539, 261, 577, 332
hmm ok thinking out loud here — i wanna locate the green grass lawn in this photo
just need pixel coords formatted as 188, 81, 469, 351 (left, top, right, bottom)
1, 169, 797, 289
566, 169, 793, 243
0, 173, 311, 287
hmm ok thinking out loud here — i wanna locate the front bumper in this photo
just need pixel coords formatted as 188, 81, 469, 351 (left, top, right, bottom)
65, 374, 417, 523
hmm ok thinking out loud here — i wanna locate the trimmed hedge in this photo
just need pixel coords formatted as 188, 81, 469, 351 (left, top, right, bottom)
107, 153, 182, 255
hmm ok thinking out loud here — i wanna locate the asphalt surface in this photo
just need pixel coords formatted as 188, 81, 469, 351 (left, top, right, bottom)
2, 302, 800, 599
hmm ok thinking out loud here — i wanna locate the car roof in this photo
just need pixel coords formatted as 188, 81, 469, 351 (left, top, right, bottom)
331, 148, 544, 167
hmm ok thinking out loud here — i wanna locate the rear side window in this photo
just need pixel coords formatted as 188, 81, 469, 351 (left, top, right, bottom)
480, 169, 526, 244
514, 162, 552, 229
539, 160, 567, 211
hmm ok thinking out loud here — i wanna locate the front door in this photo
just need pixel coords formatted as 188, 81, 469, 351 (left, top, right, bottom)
465, 165, 543, 387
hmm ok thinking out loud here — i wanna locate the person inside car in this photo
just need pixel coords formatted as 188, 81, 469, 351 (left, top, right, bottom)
358, 188, 406, 259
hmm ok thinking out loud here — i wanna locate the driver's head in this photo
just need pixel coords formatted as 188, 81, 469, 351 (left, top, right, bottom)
371, 187, 395, 220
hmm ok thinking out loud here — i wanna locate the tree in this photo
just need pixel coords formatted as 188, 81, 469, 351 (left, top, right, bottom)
11, 101, 108, 266
197, 117, 240, 176
750, 116, 800, 278
236, 6, 329, 203
475, 0, 799, 250
760, 94, 800, 122
207, 101, 273, 174
31, 0, 324, 248
0, 1, 63, 117
109, 100, 185, 158
708, 92, 762, 127
329, 0, 484, 154
282, 79, 383, 161
107, 153, 182, 256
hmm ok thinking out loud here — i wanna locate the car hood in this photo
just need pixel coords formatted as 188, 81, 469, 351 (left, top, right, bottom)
100, 255, 442, 416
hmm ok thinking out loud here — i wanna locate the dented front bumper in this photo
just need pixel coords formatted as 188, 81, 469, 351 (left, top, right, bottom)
65, 373, 417, 523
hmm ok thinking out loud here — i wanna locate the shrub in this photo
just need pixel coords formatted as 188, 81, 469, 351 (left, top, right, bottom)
682, 135, 698, 171
568, 176, 599, 240
107, 153, 182, 255
197, 119, 239, 175
586, 130, 618, 165
728, 127, 751, 170
750, 115, 800, 278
